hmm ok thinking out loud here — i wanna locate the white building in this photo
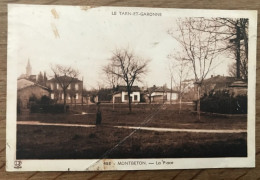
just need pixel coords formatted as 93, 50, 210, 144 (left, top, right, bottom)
112, 86, 141, 103
145, 86, 179, 103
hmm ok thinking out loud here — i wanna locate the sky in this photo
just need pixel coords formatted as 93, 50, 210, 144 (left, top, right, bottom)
9, 5, 234, 90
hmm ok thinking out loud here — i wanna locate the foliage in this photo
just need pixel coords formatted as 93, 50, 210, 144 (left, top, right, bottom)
103, 49, 149, 112
97, 88, 113, 102
29, 94, 38, 102
199, 90, 247, 114
30, 95, 68, 113
51, 64, 80, 112
31, 104, 69, 113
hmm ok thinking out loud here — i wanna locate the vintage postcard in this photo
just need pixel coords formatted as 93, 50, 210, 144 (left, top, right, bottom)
6, 4, 257, 171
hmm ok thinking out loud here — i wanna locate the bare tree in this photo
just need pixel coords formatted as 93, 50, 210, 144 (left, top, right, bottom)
162, 84, 168, 104
103, 64, 121, 89
51, 64, 80, 112
169, 18, 220, 119
188, 18, 248, 80
228, 59, 248, 80
217, 18, 248, 80
103, 64, 121, 110
104, 49, 149, 113
146, 85, 157, 104
37, 71, 44, 85
228, 62, 237, 77
168, 52, 191, 113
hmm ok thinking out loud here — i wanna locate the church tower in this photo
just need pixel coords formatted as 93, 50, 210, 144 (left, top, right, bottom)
26, 59, 32, 77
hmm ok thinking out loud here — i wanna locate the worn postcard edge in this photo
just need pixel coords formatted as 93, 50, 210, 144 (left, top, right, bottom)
6, 4, 257, 171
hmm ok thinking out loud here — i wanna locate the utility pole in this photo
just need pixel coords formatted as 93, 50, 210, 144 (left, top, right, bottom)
81, 77, 84, 110
235, 21, 241, 79
170, 75, 173, 105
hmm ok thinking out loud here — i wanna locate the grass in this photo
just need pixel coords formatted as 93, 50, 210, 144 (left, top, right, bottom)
16, 103, 247, 159
17, 103, 247, 130
17, 125, 247, 159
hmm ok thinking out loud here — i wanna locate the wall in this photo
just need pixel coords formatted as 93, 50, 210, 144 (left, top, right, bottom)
166, 92, 178, 101
48, 81, 83, 104
17, 85, 50, 108
121, 91, 140, 103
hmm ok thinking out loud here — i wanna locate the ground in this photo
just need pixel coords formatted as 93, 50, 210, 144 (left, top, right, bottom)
16, 103, 247, 159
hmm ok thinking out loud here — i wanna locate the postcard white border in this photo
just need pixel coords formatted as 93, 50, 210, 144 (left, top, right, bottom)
6, 4, 257, 171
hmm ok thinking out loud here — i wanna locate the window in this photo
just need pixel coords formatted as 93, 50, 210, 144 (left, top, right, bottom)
75, 83, 79, 90
75, 93, 79, 99
124, 95, 128, 100
57, 83, 59, 90
68, 96, 70, 100
50, 84, 54, 90
51, 93, 54, 99
62, 93, 64, 99
68, 84, 71, 89
134, 95, 138, 101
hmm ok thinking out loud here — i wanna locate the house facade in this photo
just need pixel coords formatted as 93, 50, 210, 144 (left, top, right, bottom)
192, 75, 247, 99
144, 86, 178, 103
112, 86, 141, 103
17, 79, 50, 109
46, 76, 83, 104
228, 80, 247, 96
201, 75, 236, 95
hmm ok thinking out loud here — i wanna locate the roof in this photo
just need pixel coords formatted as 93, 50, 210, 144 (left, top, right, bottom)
203, 75, 236, 84
201, 76, 245, 91
18, 78, 50, 91
47, 76, 82, 83
182, 79, 195, 83
147, 86, 178, 93
115, 86, 141, 92
229, 80, 247, 88
17, 79, 35, 90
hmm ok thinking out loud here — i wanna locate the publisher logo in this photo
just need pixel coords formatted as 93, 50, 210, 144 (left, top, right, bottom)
14, 160, 22, 169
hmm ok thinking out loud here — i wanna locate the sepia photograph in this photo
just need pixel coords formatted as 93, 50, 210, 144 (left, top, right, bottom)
6, 4, 257, 171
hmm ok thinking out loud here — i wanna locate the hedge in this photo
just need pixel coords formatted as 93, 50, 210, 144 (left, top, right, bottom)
198, 90, 247, 114
30, 104, 69, 113
29, 95, 69, 113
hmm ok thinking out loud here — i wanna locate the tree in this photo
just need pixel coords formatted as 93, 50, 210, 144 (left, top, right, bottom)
68, 88, 76, 105
43, 71, 48, 86
169, 18, 221, 119
228, 62, 237, 77
104, 49, 149, 113
82, 88, 89, 107
146, 85, 157, 104
103, 64, 121, 89
37, 72, 44, 85
216, 18, 248, 80
51, 64, 80, 112
103, 64, 121, 110
188, 18, 248, 80
168, 52, 191, 113
162, 84, 168, 104
228, 60, 248, 80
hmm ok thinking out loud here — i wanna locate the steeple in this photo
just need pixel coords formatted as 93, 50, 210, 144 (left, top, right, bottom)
26, 59, 32, 77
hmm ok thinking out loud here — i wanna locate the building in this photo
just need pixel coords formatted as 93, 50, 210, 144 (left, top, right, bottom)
46, 76, 83, 104
18, 59, 37, 82
144, 86, 178, 103
17, 78, 50, 109
17, 60, 50, 111
112, 86, 141, 103
201, 75, 236, 94
192, 75, 247, 99
228, 80, 247, 96
181, 79, 196, 93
